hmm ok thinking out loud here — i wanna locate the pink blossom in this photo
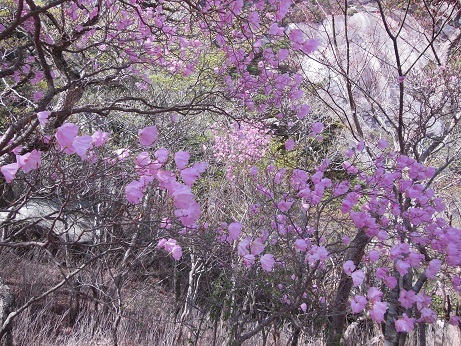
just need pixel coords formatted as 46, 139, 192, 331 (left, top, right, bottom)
91, 130, 110, 147
269, 23, 283, 36
301, 38, 319, 54
37, 111, 51, 125
138, 125, 158, 146
171, 184, 195, 209
33, 91, 43, 101
285, 138, 295, 151
73, 135, 93, 159
16, 150, 41, 173
433, 198, 445, 212
294, 239, 308, 252
192, 162, 208, 174
390, 243, 409, 259
384, 276, 397, 289
298, 187, 312, 199
171, 245, 183, 260
175, 202, 201, 227
135, 152, 151, 167
12, 145, 22, 155
1, 162, 19, 183
248, 11, 260, 31
453, 276, 461, 292
398, 289, 416, 309
154, 148, 169, 163
449, 316, 460, 326
180, 162, 207, 186
342, 236, 351, 245
418, 307, 437, 323
277, 200, 293, 212
307, 246, 329, 263
88, 7, 98, 20
289, 29, 304, 45
395, 314, 415, 333
370, 301, 387, 323
425, 259, 442, 279
228, 222, 242, 241
277, 48, 289, 62
260, 253, 275, 272
243, 254, 255, 267
342, 161, 359, 174
125, 180, 144, 204
174, 151, 190, 170
414, 292, 431, 310
341, 192, 359, 213
407, 251, 422, 267
274, 168, 286, 184
56, 123, 79, 154
276, 0, 291, 20
298, 104, 310, 119
333, 181, 350, 197
311, 122, 324, 135
164, 238, 177, 252
290, 89, 304, 100
181, 167, 200, 186
157, 238, 167, 248
351, 295, 367, 313
238, 238, 250, 256
377, 139, 388, 149
351, 270, 365, 287
300, 303, 307, 312
251, 238, 265, 255
368, 250, 380, 262
377, 230, 388, 240
299, 173, 313, 192
396, 260, 411, 276
367, 287, 383, 303
343, 260, 356, 275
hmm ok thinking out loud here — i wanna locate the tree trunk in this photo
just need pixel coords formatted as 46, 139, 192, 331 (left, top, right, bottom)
327, 230, 369, 346
290, 325, 301, 346
383, 277, 400, 346
418, 322, 426, 346
0, 279, 14, 346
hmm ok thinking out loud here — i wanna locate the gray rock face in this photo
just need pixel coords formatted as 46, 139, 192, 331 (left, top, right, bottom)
0, 199, 97, 244
0, 278, 13, 346
297, 6, 460, 148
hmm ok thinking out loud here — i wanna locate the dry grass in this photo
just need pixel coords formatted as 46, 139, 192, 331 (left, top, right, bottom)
2, 247, 461, 346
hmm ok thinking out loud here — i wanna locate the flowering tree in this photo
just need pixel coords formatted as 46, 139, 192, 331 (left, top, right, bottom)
283, 0, 461, 344
206, 126, 461, 345
1, 0, 461, 345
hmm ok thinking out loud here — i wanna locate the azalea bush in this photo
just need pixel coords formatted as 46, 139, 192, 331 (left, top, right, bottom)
202, 125, 461, 344
1, 0, 461, 345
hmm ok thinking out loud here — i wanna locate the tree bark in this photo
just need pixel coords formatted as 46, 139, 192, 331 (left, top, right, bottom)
0, 279, 14, 346
327, 230, 369, 346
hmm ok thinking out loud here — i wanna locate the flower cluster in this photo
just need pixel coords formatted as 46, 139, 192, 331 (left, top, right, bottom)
213, 122, 271, 180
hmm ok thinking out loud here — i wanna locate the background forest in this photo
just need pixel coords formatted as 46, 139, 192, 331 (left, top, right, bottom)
1, 0, 461, 345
